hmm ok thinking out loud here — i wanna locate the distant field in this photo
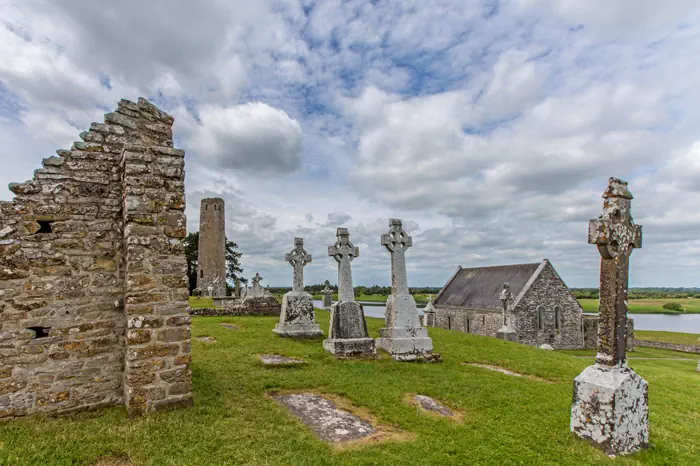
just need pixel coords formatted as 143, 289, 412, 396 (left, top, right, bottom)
635, 330, 700, 346
310, 293, 431, 304
577, 298, 700, 314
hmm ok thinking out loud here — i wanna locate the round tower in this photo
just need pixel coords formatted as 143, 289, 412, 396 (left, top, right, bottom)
197, 198, 226, 297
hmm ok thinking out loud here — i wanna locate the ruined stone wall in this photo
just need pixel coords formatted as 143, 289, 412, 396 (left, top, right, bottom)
431, 306, 502, 336
197, 198, 226, 297
634, 339, 699, 354
583, 314, 635, 351
513, 262, 585, 350
0, 98, 192, 418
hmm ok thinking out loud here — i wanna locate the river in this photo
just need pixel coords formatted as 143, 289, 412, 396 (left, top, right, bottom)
314, 301, 700, 333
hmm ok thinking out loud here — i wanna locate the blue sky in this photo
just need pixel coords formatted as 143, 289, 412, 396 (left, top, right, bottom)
1, 0, 700, 288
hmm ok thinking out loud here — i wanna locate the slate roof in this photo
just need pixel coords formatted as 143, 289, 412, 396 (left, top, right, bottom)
434, 261, 545, 310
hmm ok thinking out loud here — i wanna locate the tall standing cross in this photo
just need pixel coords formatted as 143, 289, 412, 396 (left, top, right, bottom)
285, 237, 312, 292
252, 272, 263, 288
589, 177, 642, 368
328, 228, 359, 302
499, 282, 513, 327
381, 219, 412, 296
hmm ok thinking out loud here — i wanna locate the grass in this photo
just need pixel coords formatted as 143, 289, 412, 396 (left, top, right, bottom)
187, 297, 217, 309
310, 293, 431, 304
635, 330, 700, 346
578, 297, 700, 314
1, 312, 699, 465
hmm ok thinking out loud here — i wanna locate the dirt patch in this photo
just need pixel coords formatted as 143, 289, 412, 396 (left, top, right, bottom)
463, 363, 554, 383
196, 336, 216, 344
404, 393, 464, 422
258, 354, 306, 366
269, 390, 412, 450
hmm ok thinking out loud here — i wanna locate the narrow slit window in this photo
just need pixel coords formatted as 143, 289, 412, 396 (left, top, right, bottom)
554, 306, 561, 329
27, 326, 51, 339
537, 306, 545, 330
36, 221, 53, 233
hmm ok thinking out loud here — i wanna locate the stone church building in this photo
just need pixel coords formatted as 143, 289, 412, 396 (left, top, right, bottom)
430, 259, 586, 349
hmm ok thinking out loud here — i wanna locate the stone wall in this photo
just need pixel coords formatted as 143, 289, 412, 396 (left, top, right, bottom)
634, 339, 700, 354
514, 262, 584, 350
582, 314, 635, 351
431, 306, 502, 336
191, 297, 281, 317
196, 198, 226, 297
0, 98, 192, 418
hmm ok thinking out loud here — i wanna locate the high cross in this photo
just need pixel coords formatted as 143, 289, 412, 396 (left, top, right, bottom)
328, 228, 359, 302
381, 219, 412, 295
285, 237, 312, 292
252, 272, 263, 288
588, 177, 642, 367
499, 282, 513, 327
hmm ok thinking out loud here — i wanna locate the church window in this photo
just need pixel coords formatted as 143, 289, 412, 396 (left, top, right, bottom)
466, 318, 470, 333
537, 306, 545, 330
447, 316, 452, 330
554, 306, 561, 329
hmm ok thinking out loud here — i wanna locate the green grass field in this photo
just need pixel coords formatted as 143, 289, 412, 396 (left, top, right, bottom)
188, 297, 217, 309
310, 293, 431, 304
1, 312, 699, 465
577, 298, 700, 314
635, 330, 700, 346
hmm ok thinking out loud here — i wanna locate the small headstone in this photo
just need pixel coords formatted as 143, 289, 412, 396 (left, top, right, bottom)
539, 344, 554, 351
571, 177, 648, 455
495, 282, 517, 342
422, 296, 436, 327
273, 393, 374, 443
259, 354, 306, 366
376, 219, 438, 362
321, 280, 333, 309
411, 395, 454, 417
323, 228, 376, 358
273, 238, 324, 339
196, 336, 216, 344
248, 273, 265, 298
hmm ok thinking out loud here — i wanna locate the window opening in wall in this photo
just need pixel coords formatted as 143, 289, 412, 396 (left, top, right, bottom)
200, 270, 204, 278
447, 316, 452, 330
36, 221, 53, 233
537, 306, 545, 330
482, 316, 485, 326
27, 326, 51, 339
466, 318, 470, 333
205, 204, 208, 210
554, 306, 561, 329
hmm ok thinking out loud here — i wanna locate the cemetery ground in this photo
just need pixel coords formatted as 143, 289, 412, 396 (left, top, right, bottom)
2, 312, 698, 465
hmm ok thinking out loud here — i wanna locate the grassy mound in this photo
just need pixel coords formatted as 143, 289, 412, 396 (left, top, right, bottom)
1, 311, 698, 465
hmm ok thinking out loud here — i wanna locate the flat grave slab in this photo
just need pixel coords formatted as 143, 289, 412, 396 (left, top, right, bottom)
220, 323, 240, 330
196, 336, 216, 344
407, 394, 463, 421
272, 392, 410, 448
258, 354, 306, 366
464, 363, 553, 383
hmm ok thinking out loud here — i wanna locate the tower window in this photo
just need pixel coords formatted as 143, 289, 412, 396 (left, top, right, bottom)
537, 306, 545, 330
36, 221, 53, 233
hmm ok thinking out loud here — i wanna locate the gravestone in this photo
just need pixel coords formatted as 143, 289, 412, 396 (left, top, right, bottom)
376, 219, 437, 361
248, 273, 265, 298
234, 277, 241, 298
422, 297, 436, 327
495, 282, 517, 342
321, 280, 333, 309
273, 238, 323, 338
571, 177, 648, 454
323, 228, 376, 358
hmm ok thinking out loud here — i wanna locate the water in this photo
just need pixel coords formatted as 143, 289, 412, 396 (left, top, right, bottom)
314, 301, 700, 333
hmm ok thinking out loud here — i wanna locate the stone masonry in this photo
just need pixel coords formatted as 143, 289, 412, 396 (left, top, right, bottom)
196, 198, 226, 298
0, 98, 192, 418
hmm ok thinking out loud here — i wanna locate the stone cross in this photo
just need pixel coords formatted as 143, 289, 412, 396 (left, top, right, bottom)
381, 219, 412, 296
285, 237, 312, 292
252, 273, 263, 288
589, 177, 642, 368
207, 286, 213, 298
328, 228, 359, 302
499, 282, 513, 327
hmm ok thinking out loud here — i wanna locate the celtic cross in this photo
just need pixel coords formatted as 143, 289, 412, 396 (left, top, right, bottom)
285, 237, 312, 292
381, 218, 412, 295
328, 228, 359, 302
588, 177, 642, 367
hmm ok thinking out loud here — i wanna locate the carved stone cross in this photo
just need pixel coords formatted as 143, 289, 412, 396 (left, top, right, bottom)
328, 228, 359, 302
252, 272, 263, 287
381, 219, 412, 295
285, 237, 312, 292
499, 282, 513, 327
589, 177, 642, 368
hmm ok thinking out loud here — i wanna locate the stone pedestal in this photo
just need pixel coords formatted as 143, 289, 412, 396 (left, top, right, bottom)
273, 291, 323, 338
323, 301, 375, 358
322, 293, 332, 309
496, 325, 517, 342
571, 364, 649, 454
376, 294, 436, 361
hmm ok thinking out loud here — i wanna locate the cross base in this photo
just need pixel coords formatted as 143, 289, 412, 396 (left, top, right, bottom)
496, 325, 517, 342
273, 292, 324, 339
376, 327, 438, 362
571, 364, 649, 455
323, 338, 376, 359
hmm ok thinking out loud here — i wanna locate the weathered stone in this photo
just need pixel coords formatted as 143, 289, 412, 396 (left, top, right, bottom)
258, 354, 305, 365
321, 280, 333, 309
410, 394, 455, 418
323, 228, 375, 358
274, 238, 323, 339
571, 178, 648, 455
376, 219, 436, 362
197, 198, 226, 298
495, 283, 517, 342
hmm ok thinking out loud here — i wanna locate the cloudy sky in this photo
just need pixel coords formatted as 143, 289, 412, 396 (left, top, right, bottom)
1, 0, 699, 288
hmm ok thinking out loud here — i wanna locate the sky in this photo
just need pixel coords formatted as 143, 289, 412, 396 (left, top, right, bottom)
1, 0, 700, 288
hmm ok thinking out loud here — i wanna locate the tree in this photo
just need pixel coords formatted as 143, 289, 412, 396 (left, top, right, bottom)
183, 231, 244, 295
184, 232, 199, 295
